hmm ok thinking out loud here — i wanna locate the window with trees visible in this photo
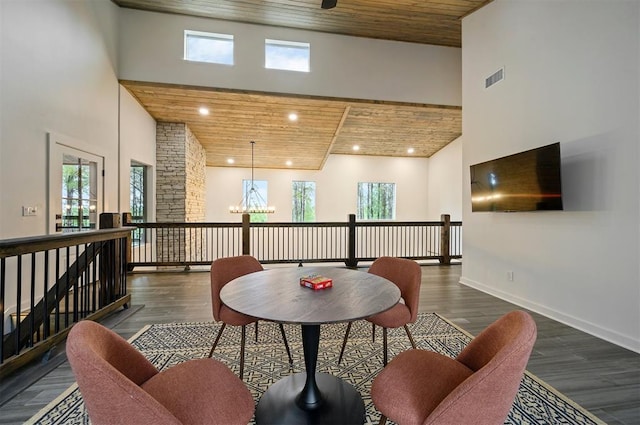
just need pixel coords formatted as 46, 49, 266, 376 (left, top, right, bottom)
292, 181, 316, 222
61, 155, 98, 232
243, 179, 270, 223
357, 182, 396, 220
184, 30, 234, 65
265, 39, 310, 72
130, 163, 147, 244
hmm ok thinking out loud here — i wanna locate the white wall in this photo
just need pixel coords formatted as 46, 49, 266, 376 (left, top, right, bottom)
119, 86, 157, 220
118, 9, 461, 106
0, 0, 122, 238
206, 154, 431, 222
426, 137, 462, 221
461, 0, 640, 351
0, 1, 158, 326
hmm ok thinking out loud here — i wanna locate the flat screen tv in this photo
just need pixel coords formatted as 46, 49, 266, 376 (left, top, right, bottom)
470, 142, 563, 212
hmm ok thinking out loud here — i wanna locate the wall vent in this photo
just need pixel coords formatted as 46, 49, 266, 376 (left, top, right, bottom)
485, 67, 504, 89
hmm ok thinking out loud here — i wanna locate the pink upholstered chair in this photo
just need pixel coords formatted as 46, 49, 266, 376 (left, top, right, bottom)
338, 256, 422, 366
371, 310, 537, 425
209, 255, 292, 379
66, 320, 254, 425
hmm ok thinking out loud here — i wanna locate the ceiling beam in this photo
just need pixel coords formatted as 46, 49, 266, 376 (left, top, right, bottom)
320, 105, 351, 169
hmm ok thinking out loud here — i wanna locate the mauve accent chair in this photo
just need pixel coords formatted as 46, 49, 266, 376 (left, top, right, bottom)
209, 255, 293, 379
66, 320, 254, 425
338, 256, 422, 366
371, 310, 537, 425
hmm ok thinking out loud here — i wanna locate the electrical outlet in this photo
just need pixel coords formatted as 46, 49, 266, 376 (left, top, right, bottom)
507, 271, 514, 282
22, 206, 37, 216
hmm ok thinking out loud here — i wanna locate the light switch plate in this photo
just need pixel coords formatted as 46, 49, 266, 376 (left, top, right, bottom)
22, 206, 37, 216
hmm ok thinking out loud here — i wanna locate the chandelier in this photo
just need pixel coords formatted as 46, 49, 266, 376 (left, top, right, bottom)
229, 141, 276, 214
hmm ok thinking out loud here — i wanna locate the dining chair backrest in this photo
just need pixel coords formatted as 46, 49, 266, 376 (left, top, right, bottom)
425, 310, 537, 424
368, 256, 422, 323
66, 320, 180, 424
210, 255, 264, 321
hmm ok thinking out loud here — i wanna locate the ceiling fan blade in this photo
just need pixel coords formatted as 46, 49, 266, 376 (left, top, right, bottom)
321, 0, 337, 9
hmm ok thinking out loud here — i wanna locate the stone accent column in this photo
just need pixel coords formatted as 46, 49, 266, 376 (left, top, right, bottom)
156, 122, 187, 222
184, 125, 206, 261
155, 122, 206, 265
184, 125, 206, 222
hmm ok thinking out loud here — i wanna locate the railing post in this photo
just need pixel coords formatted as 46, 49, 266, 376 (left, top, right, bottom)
439, 214, 451, 265
122, 213, 133, 271
99, 213, 121, 300
345, 214, 358, 268
242, 213, 251, 255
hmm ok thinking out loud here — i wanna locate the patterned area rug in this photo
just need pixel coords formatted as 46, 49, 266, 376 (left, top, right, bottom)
27, 313, 604, 425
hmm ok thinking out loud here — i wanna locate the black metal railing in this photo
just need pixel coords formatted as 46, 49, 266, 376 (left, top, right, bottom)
125, 214, 461, 269
0, 228, 131, 376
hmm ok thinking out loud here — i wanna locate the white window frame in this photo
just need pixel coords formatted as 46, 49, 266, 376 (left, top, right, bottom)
356, 182, 396, 221
292, 181, 316, 222
184, 30, 234, 65
47, 132, 105, 234
265, 39, 310, 72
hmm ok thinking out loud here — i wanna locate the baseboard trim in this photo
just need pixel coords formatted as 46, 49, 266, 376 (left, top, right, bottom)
459, 277, 640, 354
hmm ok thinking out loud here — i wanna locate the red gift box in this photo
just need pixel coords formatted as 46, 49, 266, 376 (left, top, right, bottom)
300, 275, 333, 290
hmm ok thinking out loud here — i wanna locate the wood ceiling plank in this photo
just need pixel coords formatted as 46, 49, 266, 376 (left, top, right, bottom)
114, 0, 492, 47
122, 77, 461, 170
115, 0, 474, 166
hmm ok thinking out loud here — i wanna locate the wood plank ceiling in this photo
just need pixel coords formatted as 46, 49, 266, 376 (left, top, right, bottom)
115, 0, 488, 169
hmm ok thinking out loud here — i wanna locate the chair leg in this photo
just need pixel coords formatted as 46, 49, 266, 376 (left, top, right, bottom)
404, 324, 417, 349
382, 327, 388, 366
372, 322, 376, 343
208, 323, 227, 358
239, 324, 247, 380
278, 323, 294, 365
337, 322, 352, 365
255, 321, 259, 342
378, 414, 387, 425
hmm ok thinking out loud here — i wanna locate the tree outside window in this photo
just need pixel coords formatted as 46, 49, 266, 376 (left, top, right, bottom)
61, 155, 98, 232
357, 182, 396, 220
130, 163, 147, 244
292, 181, 316, 222
243, 179, 269, 222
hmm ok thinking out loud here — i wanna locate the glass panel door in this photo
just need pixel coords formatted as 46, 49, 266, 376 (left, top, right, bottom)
48, 134, 104, 234
61, 154, 99, 232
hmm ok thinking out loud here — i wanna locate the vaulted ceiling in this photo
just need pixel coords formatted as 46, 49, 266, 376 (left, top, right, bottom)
115, 0, 489, 169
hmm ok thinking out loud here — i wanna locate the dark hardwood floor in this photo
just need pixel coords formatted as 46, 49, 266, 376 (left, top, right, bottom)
0, 264, 638, 424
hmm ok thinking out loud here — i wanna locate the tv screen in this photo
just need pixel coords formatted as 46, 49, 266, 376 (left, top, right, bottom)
470, 142, 563, 212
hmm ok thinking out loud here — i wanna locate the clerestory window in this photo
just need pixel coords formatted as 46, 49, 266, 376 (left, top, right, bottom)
184, 30, 234, 65
265, 39, 310, 72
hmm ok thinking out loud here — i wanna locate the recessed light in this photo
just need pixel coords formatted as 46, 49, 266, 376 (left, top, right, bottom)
288, 113, 298, 122
407, 148, 415, 154
227, 158, 234, 164
286, 160, 293, 166
352, 145, 360, 151
199, 107, 209, 116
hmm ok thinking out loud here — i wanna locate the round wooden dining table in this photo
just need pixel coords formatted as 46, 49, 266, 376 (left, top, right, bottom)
220, 266, 400, 425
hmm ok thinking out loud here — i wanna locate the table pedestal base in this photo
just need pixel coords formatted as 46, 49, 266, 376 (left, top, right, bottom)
255, 372, 365, 425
